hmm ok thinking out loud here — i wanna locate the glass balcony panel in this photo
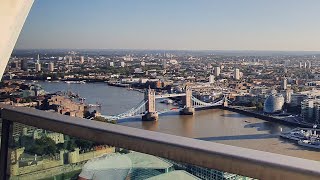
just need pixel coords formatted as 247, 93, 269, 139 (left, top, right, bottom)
7, 122, 255, 180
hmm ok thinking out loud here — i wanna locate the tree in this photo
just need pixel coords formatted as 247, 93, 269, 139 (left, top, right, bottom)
75, 138, 94, 150
249, 101, 257, 107
93, 116, 117, 124
256, 102, 264, 111
28, 136, 57, 156
93, 116, 107, 122
67, 139, 77, 151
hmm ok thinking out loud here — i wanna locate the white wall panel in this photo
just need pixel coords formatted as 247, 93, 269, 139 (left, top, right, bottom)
0, 0, 34, 80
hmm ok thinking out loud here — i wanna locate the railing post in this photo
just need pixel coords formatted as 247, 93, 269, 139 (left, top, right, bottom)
0, 119, 13, 180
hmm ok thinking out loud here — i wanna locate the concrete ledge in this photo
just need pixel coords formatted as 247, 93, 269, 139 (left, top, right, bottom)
1, 105, 320, 180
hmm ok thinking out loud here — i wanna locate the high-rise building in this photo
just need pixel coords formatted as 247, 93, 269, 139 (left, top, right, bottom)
315, 104, 320, 124
120, 61, 125, 67
11, 61, 19, 69
234, 68, 240, 80
304, 62, 307, 69
37, 54, 40, 64
21, 59, 28, 71
209, 75, 215, 84
301, 99, 316, 123
35, 63, 41, 72
214, 66, 220, 77
281, 78, 287, 90
307, 61, 312, 69
162, 59, 167, 69
80, 56, 85, 64
299, 62, 303, 68
68, 56, 72, 64
285, 89, 292, 103
280, 89, 292, 104
141, 61, 146, 67
48, 62, 54, 72
109, 62, 114, 67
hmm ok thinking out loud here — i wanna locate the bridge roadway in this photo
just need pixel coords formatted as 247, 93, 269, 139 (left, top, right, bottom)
155, 93, 186, 99
101, 97, 226, 120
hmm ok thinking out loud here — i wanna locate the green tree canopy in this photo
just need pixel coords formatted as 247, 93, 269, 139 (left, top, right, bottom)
29, 136, 57, 156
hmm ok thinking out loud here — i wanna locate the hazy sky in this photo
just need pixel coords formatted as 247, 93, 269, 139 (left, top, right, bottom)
14, 0, 320, 51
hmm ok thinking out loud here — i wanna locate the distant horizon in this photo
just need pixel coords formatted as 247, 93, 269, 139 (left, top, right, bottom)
13, 48, 320, 53
12, 48, 320, 57
13, 48, 320, 52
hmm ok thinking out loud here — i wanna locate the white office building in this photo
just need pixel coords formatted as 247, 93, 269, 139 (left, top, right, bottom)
234, 68, 240, 80
307, 61, 312, 69
35, 63, 41, 72
68, 56, 72, 64
281, 78, 287, 90
214, 66, 220, 77
209, 75, 215, 84
48, 62, 54, 72
80, 56, 85, 64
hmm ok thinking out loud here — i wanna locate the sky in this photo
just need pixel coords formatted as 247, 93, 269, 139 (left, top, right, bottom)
14, 0, 320, 51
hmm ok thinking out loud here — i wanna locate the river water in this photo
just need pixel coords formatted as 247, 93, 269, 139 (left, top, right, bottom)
38, 81, 320, 161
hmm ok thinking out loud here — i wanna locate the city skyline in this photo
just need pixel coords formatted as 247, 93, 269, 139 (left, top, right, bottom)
14, 0, 320, 51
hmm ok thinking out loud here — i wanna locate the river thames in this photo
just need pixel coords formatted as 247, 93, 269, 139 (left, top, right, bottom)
38, 81, 320, 161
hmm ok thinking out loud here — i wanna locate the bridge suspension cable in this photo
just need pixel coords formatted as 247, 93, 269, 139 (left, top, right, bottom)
191, 96, 225, 108
101, 100, 148, 120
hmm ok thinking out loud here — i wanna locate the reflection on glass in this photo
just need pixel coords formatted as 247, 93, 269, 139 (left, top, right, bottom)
9, 123, 114, 179
8, 122, 255, 180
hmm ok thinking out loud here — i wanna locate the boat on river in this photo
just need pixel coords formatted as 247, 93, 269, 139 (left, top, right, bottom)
298, 139, 320, 150
281, 127, 320, 150
160, 99, 173, 104
65, 81, 86, 84
280, 128, 311, 141
88, 103, 102, 107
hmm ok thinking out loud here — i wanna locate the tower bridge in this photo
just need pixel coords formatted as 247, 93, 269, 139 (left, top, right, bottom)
101, 87, 230, 121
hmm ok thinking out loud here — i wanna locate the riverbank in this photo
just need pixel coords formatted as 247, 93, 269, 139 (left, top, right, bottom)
220, 106, 313, 128
34, 80, 146, 94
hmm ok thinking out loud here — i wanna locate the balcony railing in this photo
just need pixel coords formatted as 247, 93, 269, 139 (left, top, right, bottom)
1, 104, 320, 180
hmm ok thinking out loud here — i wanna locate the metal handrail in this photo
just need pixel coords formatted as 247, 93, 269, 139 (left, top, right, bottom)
1, 104, 320, 180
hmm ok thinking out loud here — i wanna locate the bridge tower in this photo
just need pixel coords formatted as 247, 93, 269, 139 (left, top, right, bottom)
223, 94, 228, 107
142, 88, 159, 121
180, 86, 195, 115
